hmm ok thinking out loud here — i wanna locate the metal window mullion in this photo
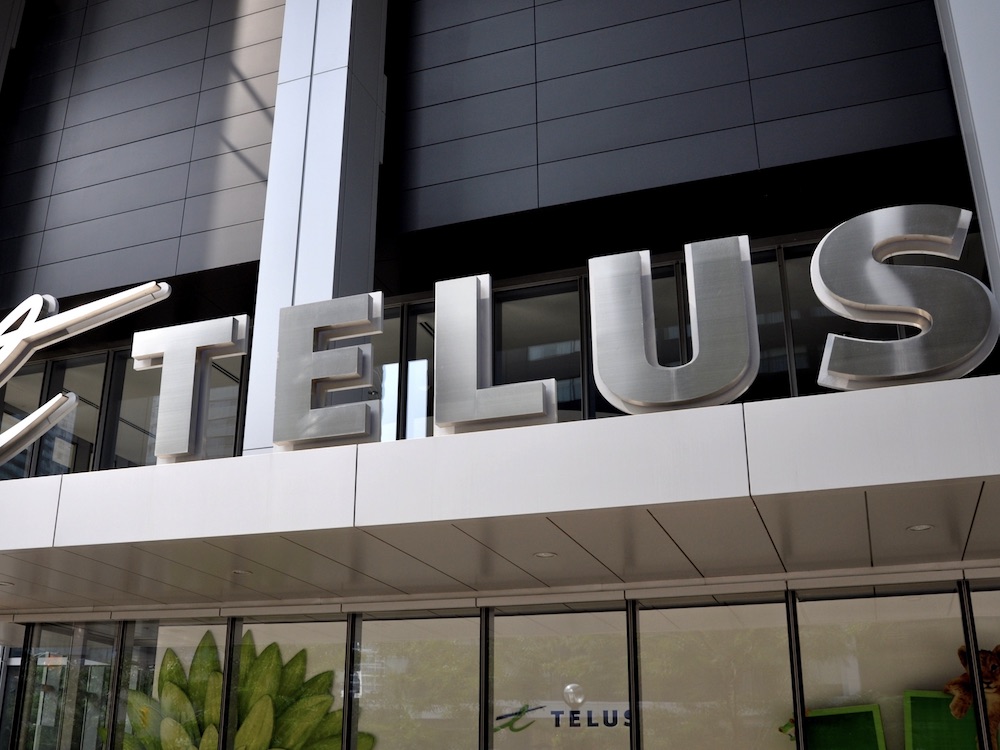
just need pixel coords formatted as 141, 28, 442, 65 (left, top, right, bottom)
479, 607, 494, 750
626, 599, 642, 750
343, 614, 363, 750
785, 590, 807, 750
958, 579, 991, 750
220, 617, 244, 750
9, 622, 34, 750
105, 620, 132, 750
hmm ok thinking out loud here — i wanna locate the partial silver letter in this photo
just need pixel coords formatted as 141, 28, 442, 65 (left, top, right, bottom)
811, 204, 1000, 390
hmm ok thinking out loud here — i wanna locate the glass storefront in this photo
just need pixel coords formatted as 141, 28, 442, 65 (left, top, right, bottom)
4, 586, 1000, 750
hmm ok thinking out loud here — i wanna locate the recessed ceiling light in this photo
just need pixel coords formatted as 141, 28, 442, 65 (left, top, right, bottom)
232, 569, 253, 575
907, 524, 934, 532
534, 552, 557, 559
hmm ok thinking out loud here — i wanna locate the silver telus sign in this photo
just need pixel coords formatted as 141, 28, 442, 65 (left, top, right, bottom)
0, 205, 996, 465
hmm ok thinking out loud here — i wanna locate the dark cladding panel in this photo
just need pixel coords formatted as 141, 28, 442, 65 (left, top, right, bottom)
741, 0, 912, 36
0, 198, 48, 241
411, 0, 533, 35
196, 72, 278, 125
205, 5, 283, 56
538, 126, 758, 206
63, 61, 204, 128
211, 0, 284, 25
745, 2, 941, 79
540, 82, 753, 163
408, 8, 533, 71
752, 45, 951, 123
190, 107, 274, 159
58, 95, 201, 160
404, 86, 535, 148
535, 0, 718, 42
402, 125, 536, 189
1, 133, 61, 173
33, 238, 181, 300
202, 38, 281, 90
535, 1, 743, 81
757, 90, 959, 168
0, 234, 42, 273
44, 164, 189, 229
0, 268, 37, 310
9, 100, 68, 141
0, 164, 55, 205
538, 40, 748, 121
406, 46, 535, 109
21, 68, 73, 107
24, 37, 78, 77
180, 181, 267, 235
81, 0, 198, 34
177, 220, 263, 274
70, 30, 208, 96
401, 167, 538, 232
52, 130, 196, 195
186, 144, 271, 197
38, 202, 185, 265
75, 0, 212, 64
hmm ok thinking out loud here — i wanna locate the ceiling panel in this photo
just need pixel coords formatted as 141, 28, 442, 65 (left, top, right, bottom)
454, 515, 622, 587
867, 480, 980, 566
549, 507, 701, 582
964, 480, 1000, 561
359, 522, 543, 590
754, 489, 870, 571
649, 498, 784, 576
0, 552, 160, 608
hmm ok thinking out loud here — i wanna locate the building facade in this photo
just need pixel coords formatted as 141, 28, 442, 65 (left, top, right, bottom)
0, 1, 999, 748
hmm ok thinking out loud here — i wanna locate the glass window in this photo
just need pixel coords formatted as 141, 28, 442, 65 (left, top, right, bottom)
105, 353, 160, 469
740, 251, 791, 401
798, 591, 974, 750
358, 617, 479, 748
404, 305, 435, 439
19, 622, 117, 750
372, 309, 401, 441
493, 610, 630, 748
639, 601, 792, 749
35, 355, 107, 476
230, 620, 349, 750
203, 357, 242, 460
0, 363, 44, 480
495, 283, 583, 421
117, 621, 227, 750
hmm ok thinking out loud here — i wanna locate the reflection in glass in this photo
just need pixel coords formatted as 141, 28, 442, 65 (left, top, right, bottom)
740, 251, 791, 401
372, 310, 401, 441
639, 602, 791, 749
358, 617, 479, 749
203, 357, 242, 460
0, 363, 44, 480
19, 622, 116, 750
494, 610, 629, 749
36, 355, 107, 476
117, 622, 227, 750
495, 284, 582, 421
405, 307, 434, 439
798, 592, 972, 750
109, 354, 160, 468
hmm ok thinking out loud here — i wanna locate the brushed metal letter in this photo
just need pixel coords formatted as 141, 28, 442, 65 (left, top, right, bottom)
273, 293, 383, 447
589, 240, 759, 412
811, 204, 1000, 390
434, 275, 556, 434
132, 315, 248, 461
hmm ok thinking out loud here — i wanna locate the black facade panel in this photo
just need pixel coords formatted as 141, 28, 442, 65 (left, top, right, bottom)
744, 2, 941, 79
0, 198, 47, 240
537, 41, 749, 121
205, 5, 283, 56
191, 108, 274, 159
82, 0, 199, 34
538, 126, 758, 206
538, 82, 754, 163
211, 0, 283, 25
9, 100, 68, 141
21, 68, 73, 107
409, 8, 533, 71
181, 181, 267, 235
1, 132, 61, 173
186, 144, 271, 197
404, 86, 535, 148
403, 124, 536, 189
25, 37, 77, 77
196, 72, 278, 125
177, 219, 263, 274
202, 38, 281, 90
756, 90, 958, 168
39, 201, 185, 265
70, 30, 209, 96
76, 0, 212, 64
0, 163, 55, 205
535, 0, 718, 42
406, 46, 535, 109
0, 233, 41, 272
57, 96, 201, 160
400, 167, 537, 231
535, 1, 743, 81
411, 0, 533, 36
740, 0, 912, 36
52, 130, 196, 195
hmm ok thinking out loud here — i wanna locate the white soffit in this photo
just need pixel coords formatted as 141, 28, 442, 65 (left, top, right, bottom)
963, 479, 1000, 561
867, 480, 981, 567
745, 376, 1000, 496
356, 403, 750, 526
753, 489, 871, 572
0, 475, 59, 550
53, 447, 357, 547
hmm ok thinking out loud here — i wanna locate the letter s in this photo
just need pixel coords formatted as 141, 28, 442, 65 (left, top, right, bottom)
811, 204, 1000, 390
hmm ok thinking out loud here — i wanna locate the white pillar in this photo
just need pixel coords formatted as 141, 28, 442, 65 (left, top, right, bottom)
244, 0, 387, 454
935, 1, 1000, 286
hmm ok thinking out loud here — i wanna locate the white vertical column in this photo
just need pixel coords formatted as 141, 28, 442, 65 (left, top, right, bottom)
244, 0, 387, 454
936, 1, 1000, 286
